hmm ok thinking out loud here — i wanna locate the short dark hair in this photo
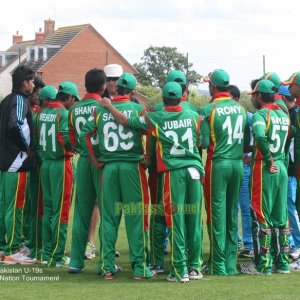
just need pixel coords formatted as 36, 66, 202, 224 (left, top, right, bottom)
32, 76, 45, 94
215, 86, 228, 92
250, 79, 260, 90
259, 92, 274, 103
117, 86, 132, 96
55, 92, 71, 102
228, 85, 240, 100
163, 97, 180, 106
12, 65, 35, 90
85, 68, 106, 93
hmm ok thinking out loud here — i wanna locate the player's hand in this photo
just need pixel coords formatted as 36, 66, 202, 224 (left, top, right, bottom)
100, 97, 112, 108
268, 157, 278, 173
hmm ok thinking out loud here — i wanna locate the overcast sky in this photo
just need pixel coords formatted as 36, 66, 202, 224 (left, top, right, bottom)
1, 0, 299, 91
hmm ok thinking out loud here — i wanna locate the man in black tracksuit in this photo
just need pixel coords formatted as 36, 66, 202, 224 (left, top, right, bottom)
0, 65, 37, 265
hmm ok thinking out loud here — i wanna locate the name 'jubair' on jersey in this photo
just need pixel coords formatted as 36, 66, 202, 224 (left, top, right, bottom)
201, 92, 247, 160
252, 103, 290, 163
128, 105, 204, 176
80, 95, 146, 162
69, 93, 102, 157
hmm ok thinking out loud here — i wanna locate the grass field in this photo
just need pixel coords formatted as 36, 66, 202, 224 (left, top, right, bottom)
1, 199, 300, 300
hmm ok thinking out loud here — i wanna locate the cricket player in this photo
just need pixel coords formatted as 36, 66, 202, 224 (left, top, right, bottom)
36, 81, 79, 267
201, 69, 248, 275
68, 69, 106, 273
99, 80, 205, 283
0, 65, 37, 265
80, 73, 153, 280
241, 79, 291, 275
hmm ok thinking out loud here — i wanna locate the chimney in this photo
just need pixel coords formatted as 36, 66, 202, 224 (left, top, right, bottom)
35, 28, 44, 44
13, 31, 23, 44
44, 18, 55, 38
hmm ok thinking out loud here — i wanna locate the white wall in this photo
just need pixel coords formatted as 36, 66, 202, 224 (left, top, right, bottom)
0, 54, 27, 99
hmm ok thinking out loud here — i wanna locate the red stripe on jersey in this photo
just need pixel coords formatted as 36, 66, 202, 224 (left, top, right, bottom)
16, 172, 28, 209
204, 159, 212, 224
163, 172, 172, 228
251, 158, 264, 223
138, 164, 150, 230
60, 158, 73, 223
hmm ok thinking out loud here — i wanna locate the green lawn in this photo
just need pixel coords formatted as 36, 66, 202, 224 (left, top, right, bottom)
1, 200, 300, 300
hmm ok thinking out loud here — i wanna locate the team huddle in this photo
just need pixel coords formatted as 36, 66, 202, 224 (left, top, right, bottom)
0, 63, 300, 283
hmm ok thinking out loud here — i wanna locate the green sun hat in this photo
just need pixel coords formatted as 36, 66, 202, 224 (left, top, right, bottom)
260, 72, 281, 89
39, 85, 57, 100
58, 81, 80, 101
166, 70, 187, 86
204, 69, 230, 88
248, 79, 276, 94
282, 71, 300, 86
162, 82, 182, 99
117, 73, 137, 90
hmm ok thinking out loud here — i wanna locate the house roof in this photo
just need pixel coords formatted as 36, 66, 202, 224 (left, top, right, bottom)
25, 24, 88, 72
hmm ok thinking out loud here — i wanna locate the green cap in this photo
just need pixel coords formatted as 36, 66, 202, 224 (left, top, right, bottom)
117, 73, 137, 90
204, 69, 230, 87
166, 70, 187, 86
39, 85, 57, 100
282, 72, 300, 86
162, 82, 182, 99
260, 72, 281, 89
249, 79, 276, 94
58, 81, 80, 101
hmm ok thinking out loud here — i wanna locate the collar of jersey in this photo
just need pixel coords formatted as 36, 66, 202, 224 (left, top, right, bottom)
274, 94, 282, 101
47, 102, 66, 108
83, 93, 102, 101
261, 103, 280, 110
112, 95, 130, 102
210, 92, 231, 102
180, 96, 187, 102
164, 105, 182, 112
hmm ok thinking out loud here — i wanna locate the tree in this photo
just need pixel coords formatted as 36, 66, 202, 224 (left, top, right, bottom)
134, 46, 202, 88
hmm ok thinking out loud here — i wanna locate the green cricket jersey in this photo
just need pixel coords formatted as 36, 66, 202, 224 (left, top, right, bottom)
252, 103, 290, 163
36, 102, 72, 160
151, 97, 198, 113
80, 95, 146, 162
201, 92, 247, 160
69, 93, 102, 157
128, 105, 204, 175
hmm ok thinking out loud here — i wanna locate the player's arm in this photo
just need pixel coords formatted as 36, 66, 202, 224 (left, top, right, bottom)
57, 109, 73, 151
199, 116, 210, 149
101, 97, 129, 126
295, 112, 300, 178
252, 113, 277, 173
8, 96, 30, 152
68, 109, 77, 151
79, 112, 103, 169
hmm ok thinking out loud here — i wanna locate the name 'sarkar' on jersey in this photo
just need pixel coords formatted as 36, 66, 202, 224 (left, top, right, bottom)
102, 110, 133, 121
216, 105, 242, 116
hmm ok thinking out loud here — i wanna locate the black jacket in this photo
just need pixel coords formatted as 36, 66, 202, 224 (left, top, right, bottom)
0, 90, 35, 172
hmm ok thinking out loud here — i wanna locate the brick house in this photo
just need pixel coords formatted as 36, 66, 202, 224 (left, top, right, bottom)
0, 19, 147, 104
